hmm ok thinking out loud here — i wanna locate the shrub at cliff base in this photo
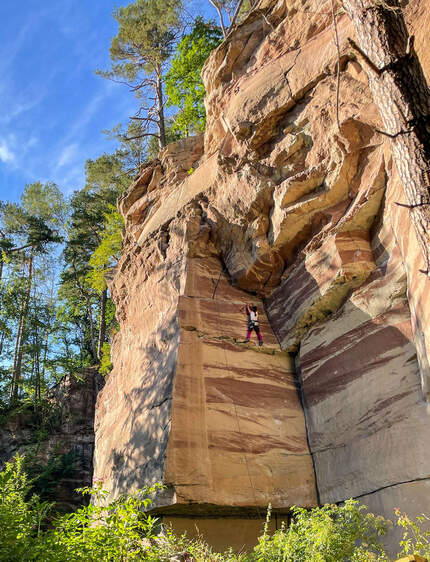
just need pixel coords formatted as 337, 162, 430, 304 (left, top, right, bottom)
253, 502, 388, 561
0, 457, 428, 561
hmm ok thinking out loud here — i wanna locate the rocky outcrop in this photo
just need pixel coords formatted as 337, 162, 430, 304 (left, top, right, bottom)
94, 146, 316, 511
0, 368, 102, 508
94, 0, 430, 552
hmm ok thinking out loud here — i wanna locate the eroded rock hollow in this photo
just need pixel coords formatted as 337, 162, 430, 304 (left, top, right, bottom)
94, 0, 430, 551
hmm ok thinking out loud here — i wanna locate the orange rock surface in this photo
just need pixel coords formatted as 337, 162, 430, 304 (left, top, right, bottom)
94, 0, 430, 552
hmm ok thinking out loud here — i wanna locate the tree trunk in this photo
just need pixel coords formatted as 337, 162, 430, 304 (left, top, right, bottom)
11, 314, 24, 400
86, 293, 98, 363
342, 0, 430, 400
10, 249, 33, 403
97, 288, 107, 360
34, 317, 41, 407
342, 0, 430, 272
41, 331, 49, 381
71, 261, 98, 362
155, 64, 166, 149
0, 230, 5, 283
209, 0, 227, 37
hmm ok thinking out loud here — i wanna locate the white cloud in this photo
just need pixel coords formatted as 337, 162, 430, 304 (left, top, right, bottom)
0, 91, 48, 125
0, 139, 15, 164
61, 82, 116, 146
25, 137, 38, 149
57, 143, 78, 169
0, 23, 31, 77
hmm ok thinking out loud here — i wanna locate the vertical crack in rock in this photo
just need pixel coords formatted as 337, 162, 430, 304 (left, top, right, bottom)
290, 348, 321, 506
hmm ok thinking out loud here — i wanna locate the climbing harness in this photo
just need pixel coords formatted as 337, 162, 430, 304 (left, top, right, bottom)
248, 310, 259, 329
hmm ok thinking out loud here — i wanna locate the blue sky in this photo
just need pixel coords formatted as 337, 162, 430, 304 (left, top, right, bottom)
0, 0, 215, 203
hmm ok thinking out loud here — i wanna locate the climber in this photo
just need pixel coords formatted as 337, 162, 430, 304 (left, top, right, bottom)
241, 303, 263, 346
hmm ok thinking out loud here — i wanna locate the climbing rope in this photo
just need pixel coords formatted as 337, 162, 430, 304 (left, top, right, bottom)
211, 269, 263, 519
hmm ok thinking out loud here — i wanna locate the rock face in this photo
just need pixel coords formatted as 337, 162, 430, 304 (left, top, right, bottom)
94, 0, 430, 552
94, 148, 316, 511
0, 368, 102, 509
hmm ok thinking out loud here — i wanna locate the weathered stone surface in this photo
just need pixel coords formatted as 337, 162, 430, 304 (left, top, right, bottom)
361, 481, 430, 556
94, 0, 430, 551
266, 230, 376, 351
163, 516, 280, 553
94, 214, 190, 500
95, 223, 316, 509
164, 258, 316, 510
295, 198, 430, 553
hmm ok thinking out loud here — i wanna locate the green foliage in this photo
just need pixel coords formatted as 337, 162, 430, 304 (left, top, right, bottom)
0, 456, 393, 562
151, 527, 247, 561
0, 456, 53, 562
99, 342, 113, 376
0, 183, 66, 407
98, 0, 184, 150
103, 124, 149, 172
165, 18, 222, 137
85, 151, 131, 195
23, 450, 77, 503
395, 507, 430, 558
6, 459, 427, 562
49, 483, 162, 560
0, 457, 163, 561
60, 152, 130, 367
1, 181, 65, 255
87, 205, 124, 292
108, 0, 183, 76
253, 501, 389, 562
19, 182, 66, 228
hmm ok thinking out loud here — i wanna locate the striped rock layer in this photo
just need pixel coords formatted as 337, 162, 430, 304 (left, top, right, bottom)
94, 0, 430, 552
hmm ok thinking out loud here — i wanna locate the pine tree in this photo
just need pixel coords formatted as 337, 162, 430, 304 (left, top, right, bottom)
98, 0, 184, 151
0, 183, 65, 404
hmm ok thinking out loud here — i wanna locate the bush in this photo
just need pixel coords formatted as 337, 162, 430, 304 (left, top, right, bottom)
395, 508, 430, 559
252, 501, 389, 562
0, 456, 52, 562
48, 484, 162, 560
23, 449, 78, 503
0, 457, 162, 561
3, 459, 425, 562
99, 342, 113, 376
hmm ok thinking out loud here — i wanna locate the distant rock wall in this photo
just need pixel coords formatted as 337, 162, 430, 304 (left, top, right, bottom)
94, 0, 430, 551
0, 368, 102, 509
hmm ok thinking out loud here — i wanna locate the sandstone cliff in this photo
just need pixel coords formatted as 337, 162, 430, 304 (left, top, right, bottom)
94, 0, 430, 551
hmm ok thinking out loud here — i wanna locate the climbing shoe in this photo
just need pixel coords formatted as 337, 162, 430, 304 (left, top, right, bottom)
259, 341, 263, 347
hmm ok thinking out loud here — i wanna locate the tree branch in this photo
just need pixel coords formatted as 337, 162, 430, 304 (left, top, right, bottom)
229, 0, 246, 30
209, 0, 227, 37
347, 37, 382, 76
125, 132, 160, 141
129, 116, 159, 123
